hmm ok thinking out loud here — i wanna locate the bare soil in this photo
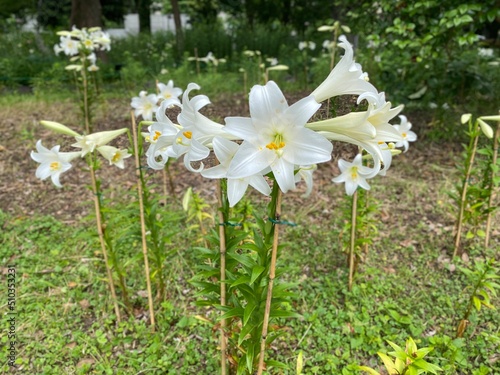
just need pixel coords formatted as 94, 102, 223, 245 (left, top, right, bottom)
0, 93, 497, 250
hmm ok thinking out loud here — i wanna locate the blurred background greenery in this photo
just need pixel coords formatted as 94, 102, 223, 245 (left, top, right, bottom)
0, 0, 499, 139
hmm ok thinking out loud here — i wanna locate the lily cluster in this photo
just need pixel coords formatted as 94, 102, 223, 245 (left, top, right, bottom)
136, 36, 416, 205
54, 26, 111, 71
30, 122, 130, 187
131, 80, 184, 121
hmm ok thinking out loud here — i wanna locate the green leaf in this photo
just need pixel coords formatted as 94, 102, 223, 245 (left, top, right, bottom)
246, 343, 254, 373
412, 358, 443, 374
250, 265, 266, 285
230, 275, 251, 287
270, 309, 302, 319
472, 296, 482, 311
266, 359, 288, 369
238, 320, 257, 346
378, 352, 398, 374
243, 301, 257, 326
220, 307, 244, 320
356, 366, 381, 375
228, 252, 257, 269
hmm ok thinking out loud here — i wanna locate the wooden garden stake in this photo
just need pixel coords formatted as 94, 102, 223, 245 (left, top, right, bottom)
348, 190, 358, 291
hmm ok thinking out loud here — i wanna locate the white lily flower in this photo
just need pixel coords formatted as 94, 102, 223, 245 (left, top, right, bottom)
144, 101, 181, 169
31, 140, 80, 187
56, 35, 79, 56
307, 101, 403, 175
97, 146, 132, 169
170, 83, 227, 172
332, 154, 374, 195
131, 90, 159, 121
202, 137, 271, 207
157, 80, 183, 102
72, 128, 128, 156
393, 115, 417, 152
311, 35, 379, 104
224, 81, 333, 193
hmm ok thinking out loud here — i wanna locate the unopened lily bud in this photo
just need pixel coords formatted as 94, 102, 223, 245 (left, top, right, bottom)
40, 121, 80, 137
478, 119, 494, 139
461, 113, 472, 124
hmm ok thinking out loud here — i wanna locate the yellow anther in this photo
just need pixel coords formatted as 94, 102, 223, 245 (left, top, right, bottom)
153, 130, 162, 141
50, 161, 61, 171
402, 132, 407, 138
183, 131, 193, 139
266, 134, 285, 151
111, 152, 121, 163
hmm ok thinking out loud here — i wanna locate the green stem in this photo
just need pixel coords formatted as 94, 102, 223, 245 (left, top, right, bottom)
132, 114, 156, 331
87, 155, 121, 322
453, 121, 480, 257
348, 190, 358, 291
217, 180, 228, 375
485, 120, 499, 247
257, 183, 283, 374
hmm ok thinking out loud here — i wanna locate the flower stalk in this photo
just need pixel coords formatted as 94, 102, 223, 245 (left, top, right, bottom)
88, 158, 121, 322
257, 185, 283, 375
453, 121, 480, 257
131, 113, 156, 332
484, 117, 499, 248
348, 190, 358, 291
216, 180, 228, 375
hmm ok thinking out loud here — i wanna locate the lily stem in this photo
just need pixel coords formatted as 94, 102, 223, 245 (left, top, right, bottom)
485, 118, 499, 248
131, 113, 156, 332
257, 188, 283, 375
453, 121, 480, 257
88, 163, 121, 322
216, 180, 228, 375
348, 190, 358, 291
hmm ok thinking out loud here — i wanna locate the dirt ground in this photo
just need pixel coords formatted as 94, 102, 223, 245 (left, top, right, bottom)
0, 93, 497, 249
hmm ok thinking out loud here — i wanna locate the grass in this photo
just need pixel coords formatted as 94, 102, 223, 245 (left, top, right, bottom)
0, 90, 498, 374
1, 164, 498, 374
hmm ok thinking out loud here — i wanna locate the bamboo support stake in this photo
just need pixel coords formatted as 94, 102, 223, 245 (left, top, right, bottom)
89, 165, 121, 322
453, 126, 480, 258
485, 119, 500, 248
257, 189, 283, 375
348, 190, 358, 291
131, 113, 156, 332
216, 181, 227, 375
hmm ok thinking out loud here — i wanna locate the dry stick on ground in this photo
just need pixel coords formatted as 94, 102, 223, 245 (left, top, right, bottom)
216, 180, 227, 375
257, 189, 283, 375
131, 113, 156, 332
485, 119, 500, 248
89, 164, 121, 322
348, 190, 358, 291
453, 125, 480, 258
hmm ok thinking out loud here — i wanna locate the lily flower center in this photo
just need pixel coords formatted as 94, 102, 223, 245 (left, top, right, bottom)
111, 152, 121, 163
152, 130, 162, 141
266, 133, 285, 151
402, 132, 407, 139
350, 166, 358, 180
50, 161, 61, 171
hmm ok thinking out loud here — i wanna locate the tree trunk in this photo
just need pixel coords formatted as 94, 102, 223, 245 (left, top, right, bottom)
137, 0, 151, 33
70, 0, 103, 28
170, 0, 184, 54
